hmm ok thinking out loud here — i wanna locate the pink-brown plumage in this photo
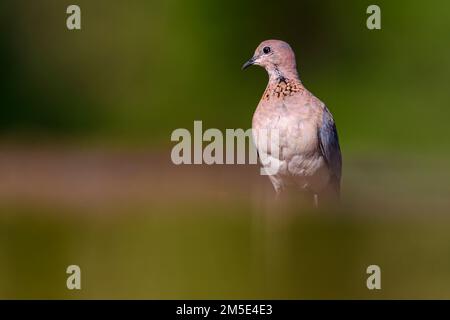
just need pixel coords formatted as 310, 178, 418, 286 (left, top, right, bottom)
243, 40, 342, 203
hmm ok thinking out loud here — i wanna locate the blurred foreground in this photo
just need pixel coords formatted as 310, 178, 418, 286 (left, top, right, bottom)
0, 145, 449, 299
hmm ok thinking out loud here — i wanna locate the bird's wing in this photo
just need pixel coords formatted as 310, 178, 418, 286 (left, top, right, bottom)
318, 107, 342, 193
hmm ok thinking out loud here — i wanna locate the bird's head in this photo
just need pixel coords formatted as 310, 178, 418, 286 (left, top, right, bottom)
242, 40, 299, 80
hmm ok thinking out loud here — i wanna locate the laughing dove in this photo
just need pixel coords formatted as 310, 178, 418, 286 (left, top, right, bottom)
243, 40, 342, 205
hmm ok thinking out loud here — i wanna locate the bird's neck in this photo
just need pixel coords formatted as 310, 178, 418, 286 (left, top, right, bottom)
267, 65, 300, 85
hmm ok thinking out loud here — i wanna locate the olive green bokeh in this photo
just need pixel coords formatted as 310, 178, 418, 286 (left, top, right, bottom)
1, 0, 450, 153
1, 0, 450, 299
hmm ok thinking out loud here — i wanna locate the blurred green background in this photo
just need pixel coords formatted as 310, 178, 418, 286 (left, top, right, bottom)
0, 0, 450, 299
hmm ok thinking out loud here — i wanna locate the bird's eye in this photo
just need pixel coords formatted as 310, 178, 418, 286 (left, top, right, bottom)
263, 46, 271, 54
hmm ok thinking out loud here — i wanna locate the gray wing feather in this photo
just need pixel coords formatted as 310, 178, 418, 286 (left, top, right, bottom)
318, 108, 342, 194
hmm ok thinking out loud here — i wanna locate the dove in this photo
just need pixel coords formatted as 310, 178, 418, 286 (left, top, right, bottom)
243, 40, 342, 205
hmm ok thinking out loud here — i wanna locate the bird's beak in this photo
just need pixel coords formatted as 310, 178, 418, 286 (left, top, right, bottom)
242, 56, 256, 70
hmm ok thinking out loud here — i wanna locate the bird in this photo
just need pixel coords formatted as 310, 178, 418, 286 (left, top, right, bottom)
242, 40, 342, 206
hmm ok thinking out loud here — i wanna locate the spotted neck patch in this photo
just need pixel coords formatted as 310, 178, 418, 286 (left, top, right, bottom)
262, 78, 304, 101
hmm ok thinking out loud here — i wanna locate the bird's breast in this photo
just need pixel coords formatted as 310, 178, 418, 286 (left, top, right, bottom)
252, 101, 321, 161
251, 85, 331, 192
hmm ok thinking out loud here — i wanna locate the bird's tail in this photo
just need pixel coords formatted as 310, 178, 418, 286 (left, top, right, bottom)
319, 176, 341, 205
